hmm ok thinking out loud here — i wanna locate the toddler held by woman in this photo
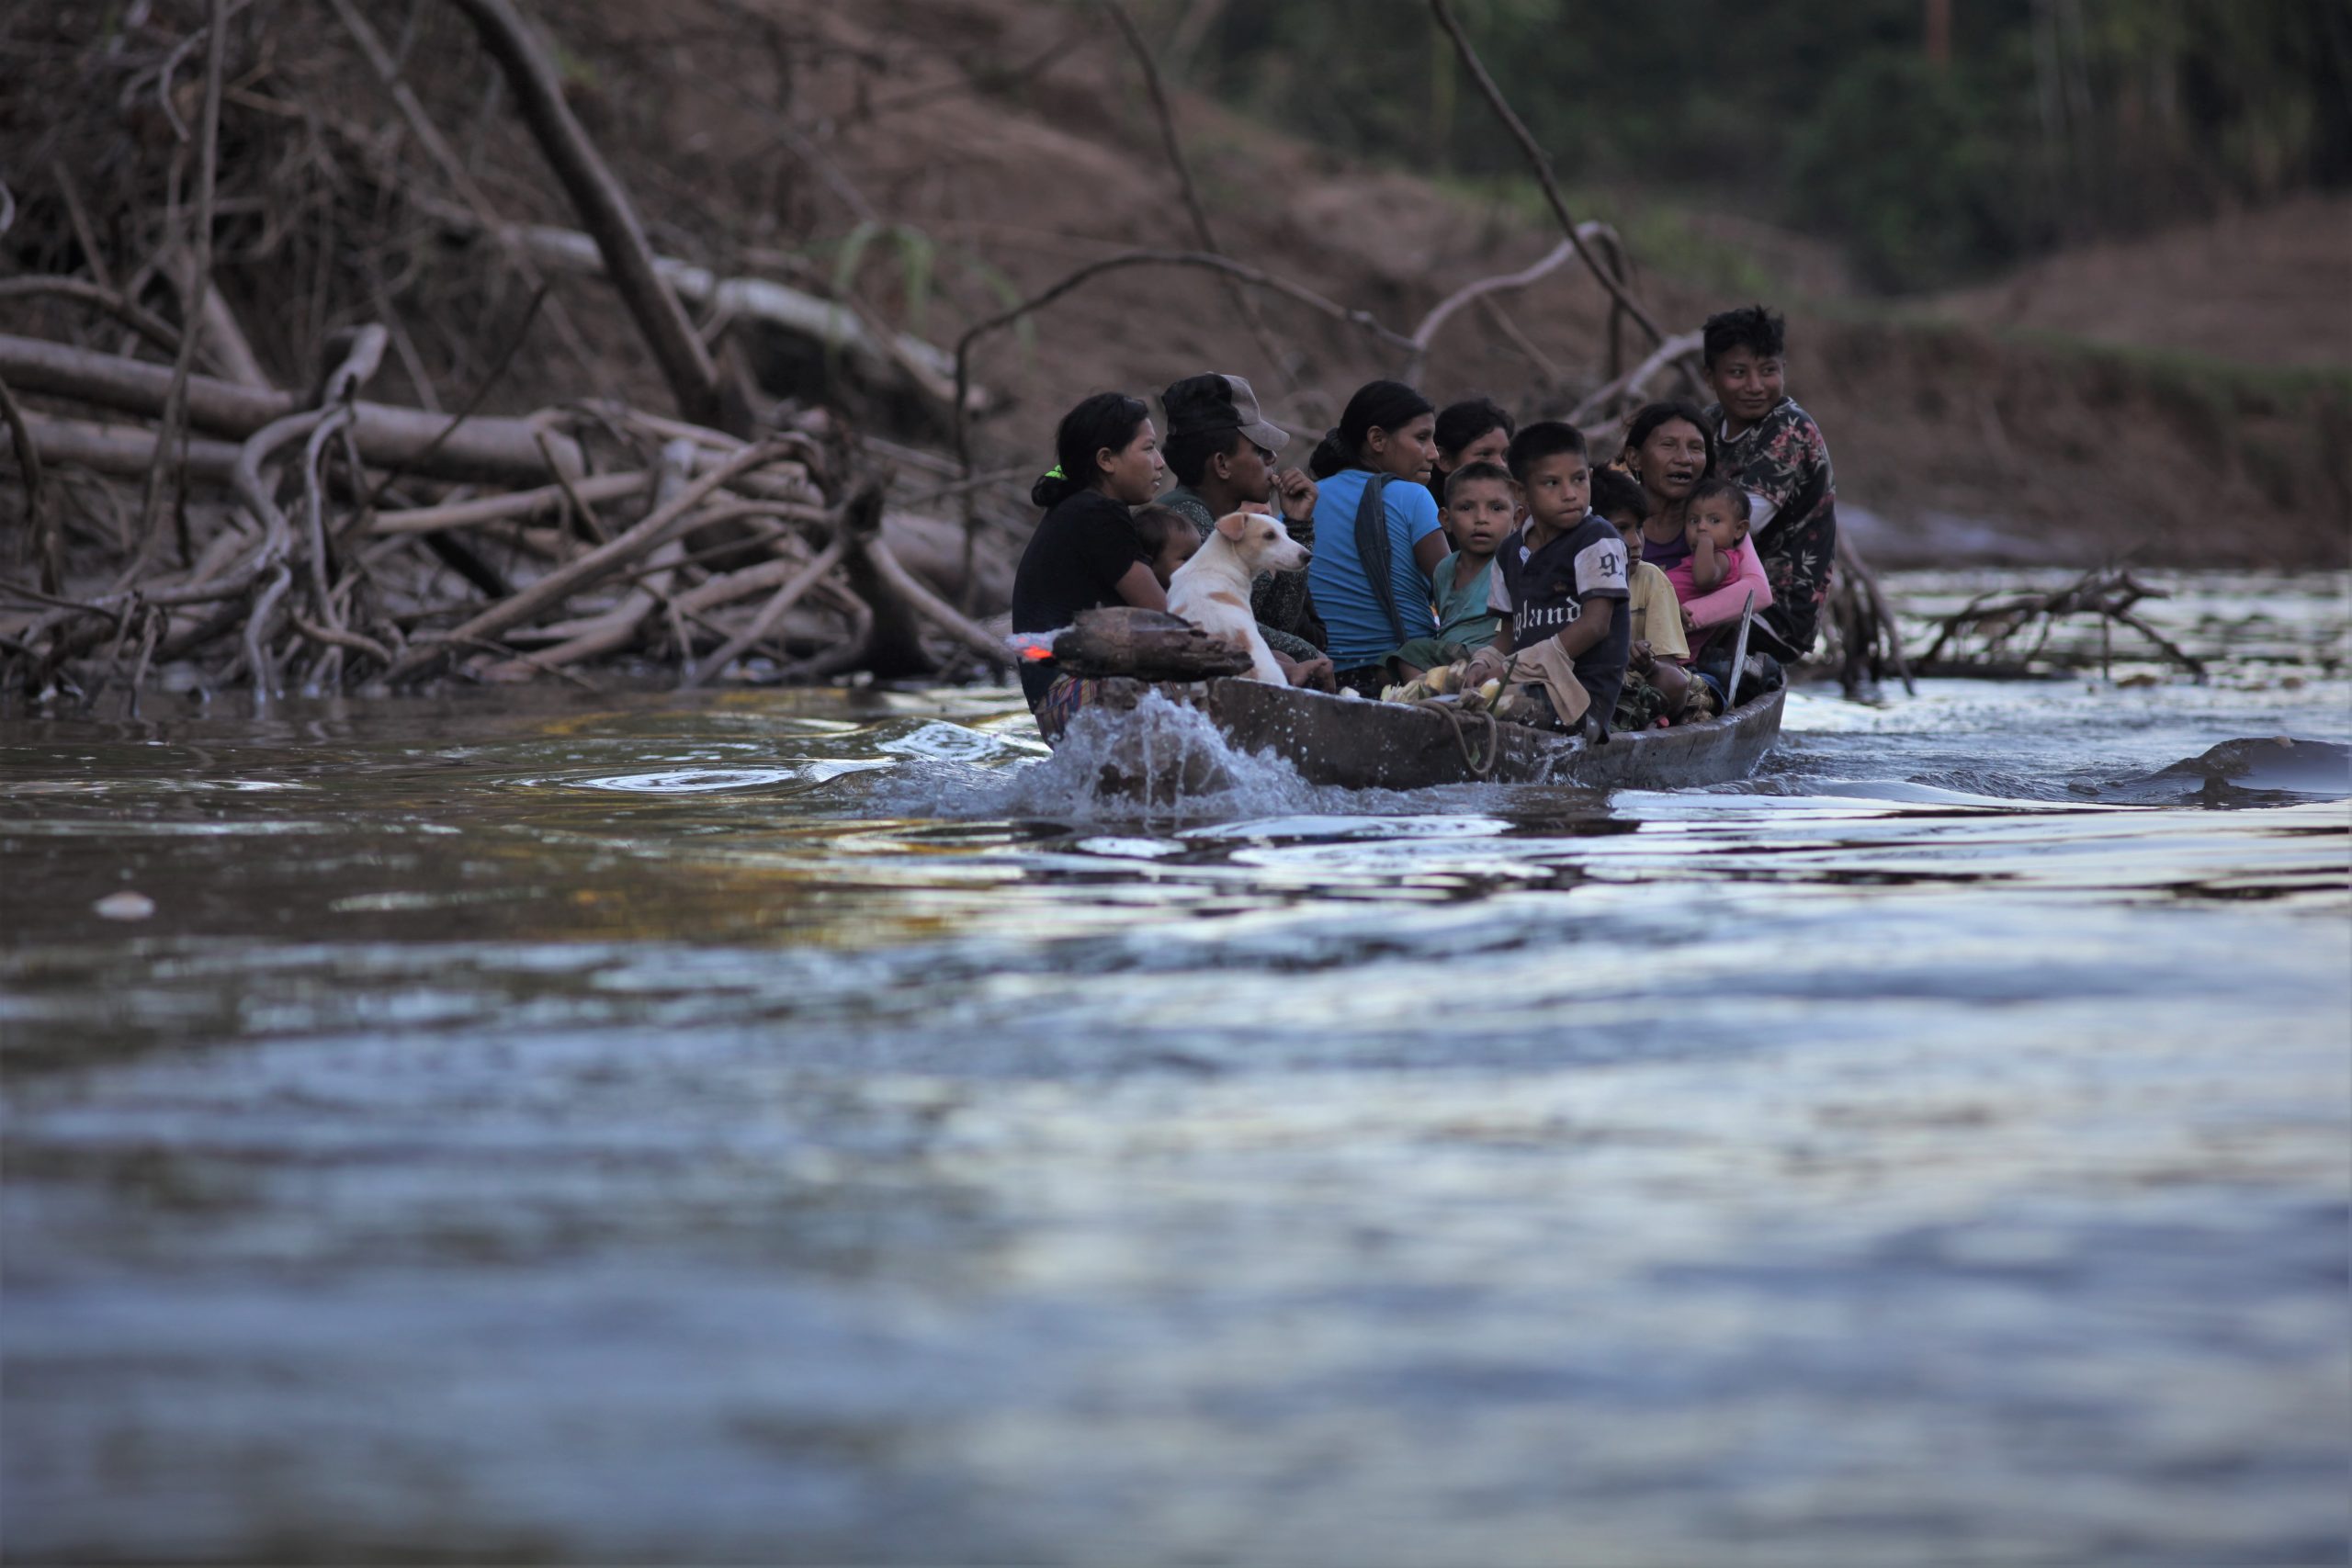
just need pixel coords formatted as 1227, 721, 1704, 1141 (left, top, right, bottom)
1666, 477, 1772, 655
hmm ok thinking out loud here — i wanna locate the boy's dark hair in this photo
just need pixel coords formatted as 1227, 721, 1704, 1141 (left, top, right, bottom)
1163, 424, 1249, 488
1503, 421, 1588, 482
1434, 397, 1514, 460
1442, 459, 1514, 505
1689, 476, 1752, 520
1702, 304, 1786, 368
1130, 502, 1193, 554
1589, 467, 1647, 523
1034, 391, 1151, 508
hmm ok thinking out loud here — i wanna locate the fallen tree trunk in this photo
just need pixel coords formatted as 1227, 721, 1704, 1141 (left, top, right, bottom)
832, 479, 932, 677
0, 333, 583, 482
453, 218, 972, 415
17, 410, 246, 480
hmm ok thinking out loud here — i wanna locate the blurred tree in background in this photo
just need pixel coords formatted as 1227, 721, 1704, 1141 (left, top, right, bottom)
1157, 0, 2350, 291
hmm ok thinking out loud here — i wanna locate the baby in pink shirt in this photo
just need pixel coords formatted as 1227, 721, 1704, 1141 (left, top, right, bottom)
1666, 477, 1772, 653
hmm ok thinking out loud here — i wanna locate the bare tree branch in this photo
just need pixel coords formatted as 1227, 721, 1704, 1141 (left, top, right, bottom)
0, 277, 184, 356
1099, 0, 1291, 379
0, 372, 60, 592
131, 0, 229, 583
1567, 330, 1703, 429
10, 411, 243, 480
684, 535, 848, 687
952, 248, 1414, 485
1401, 227, 1623, 381
444, 0, 737, 434
385, 440, 794, 682
1427, 0, 1668, 347
327, 0, 605, 383
1476, 296, 1565, 388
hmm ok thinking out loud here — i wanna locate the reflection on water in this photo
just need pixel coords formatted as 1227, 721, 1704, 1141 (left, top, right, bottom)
3, 573, 2348, 1563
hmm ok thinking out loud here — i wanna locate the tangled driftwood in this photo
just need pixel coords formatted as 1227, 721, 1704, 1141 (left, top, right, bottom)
1913, 568, 2209, 679
0, 0, 1020, 711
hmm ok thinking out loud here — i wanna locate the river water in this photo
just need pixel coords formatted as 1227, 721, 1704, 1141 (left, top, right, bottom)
4, 571, 2347, 1564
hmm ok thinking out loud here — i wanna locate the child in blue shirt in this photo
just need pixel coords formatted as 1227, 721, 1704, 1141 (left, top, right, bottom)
1385, 460, 1515, 680
1433, 461, 1512, 649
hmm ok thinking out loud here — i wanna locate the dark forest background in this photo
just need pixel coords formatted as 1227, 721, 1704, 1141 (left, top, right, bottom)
1157, 0, 2351, 291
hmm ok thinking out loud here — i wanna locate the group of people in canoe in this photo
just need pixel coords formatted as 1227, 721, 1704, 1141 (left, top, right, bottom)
1010, 304, 1837, 744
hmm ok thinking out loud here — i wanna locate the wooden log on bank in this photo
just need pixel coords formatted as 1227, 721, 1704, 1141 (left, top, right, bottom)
15, 410, 246, 480
0, 333, 583, 482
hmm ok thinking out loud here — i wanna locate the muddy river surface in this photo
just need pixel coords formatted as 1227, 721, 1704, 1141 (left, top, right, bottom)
5, 571, 2348, 1564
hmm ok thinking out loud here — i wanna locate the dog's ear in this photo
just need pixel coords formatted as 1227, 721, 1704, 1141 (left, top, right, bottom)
1213, 511, 1250, 541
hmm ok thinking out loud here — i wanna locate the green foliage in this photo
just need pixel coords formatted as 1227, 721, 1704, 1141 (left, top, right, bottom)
806, 223, 1035, 356
831, 222, 935, 335
1783, 50, 2032, 291
1175, 0, 2347, 293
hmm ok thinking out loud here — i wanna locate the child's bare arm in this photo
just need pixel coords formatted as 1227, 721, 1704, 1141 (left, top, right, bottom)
1690, 534, 1724, 592
1551, 596, 1615, 659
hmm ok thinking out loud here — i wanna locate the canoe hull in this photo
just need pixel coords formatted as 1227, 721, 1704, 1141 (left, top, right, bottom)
1091, 677, 1785, 791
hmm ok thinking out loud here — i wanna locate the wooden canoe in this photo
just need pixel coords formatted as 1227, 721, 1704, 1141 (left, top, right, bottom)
1087, 675, 1786, 791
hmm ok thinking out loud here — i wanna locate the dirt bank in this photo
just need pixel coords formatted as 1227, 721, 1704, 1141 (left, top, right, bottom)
1930, 197, 2352, 372
566, 0, 2352, 569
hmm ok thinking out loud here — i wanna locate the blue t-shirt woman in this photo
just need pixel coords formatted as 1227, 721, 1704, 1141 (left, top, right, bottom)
1301, 380, 1446, 671
1307, 469, 1446, 667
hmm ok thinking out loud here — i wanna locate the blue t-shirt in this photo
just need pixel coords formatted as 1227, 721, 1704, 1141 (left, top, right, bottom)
1306, 468, 1443, 665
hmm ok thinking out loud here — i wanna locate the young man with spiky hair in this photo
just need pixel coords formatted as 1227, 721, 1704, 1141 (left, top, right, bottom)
1700, 304, 1838, 660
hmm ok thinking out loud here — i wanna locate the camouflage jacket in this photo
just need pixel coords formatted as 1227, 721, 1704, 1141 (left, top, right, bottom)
1702, 396, 1839, 654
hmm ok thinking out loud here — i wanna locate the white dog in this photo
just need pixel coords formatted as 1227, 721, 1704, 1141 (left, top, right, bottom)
1166, 511, 1309, 684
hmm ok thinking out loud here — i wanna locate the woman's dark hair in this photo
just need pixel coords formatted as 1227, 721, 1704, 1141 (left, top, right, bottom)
1689, 476, 1752, 520
1434, 397, 1514, 461
1164, 424, 1246, 489
1589, 467, 1648, 522
1033, 391, 1151, 508
1623, 400, 1716, 487
1702, 304, 1786, 367
1308, 379, 1434, 479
